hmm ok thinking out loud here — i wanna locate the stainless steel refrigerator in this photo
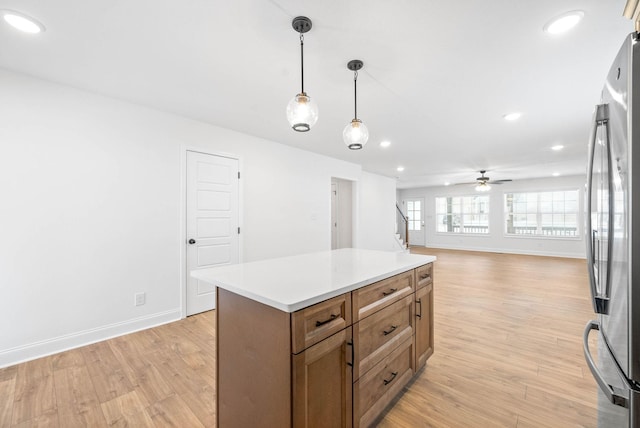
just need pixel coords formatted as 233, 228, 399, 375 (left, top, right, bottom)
584, 32, 640, 427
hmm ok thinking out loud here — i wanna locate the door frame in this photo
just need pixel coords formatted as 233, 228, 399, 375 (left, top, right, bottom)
180, 146, 243, 318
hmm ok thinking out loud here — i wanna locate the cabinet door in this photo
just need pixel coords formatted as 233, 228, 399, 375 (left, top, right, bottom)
293, 327, 353, 428
415, 283, 434, 370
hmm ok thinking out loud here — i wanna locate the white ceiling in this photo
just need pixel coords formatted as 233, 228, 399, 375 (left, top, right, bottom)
0, 0, 632, 188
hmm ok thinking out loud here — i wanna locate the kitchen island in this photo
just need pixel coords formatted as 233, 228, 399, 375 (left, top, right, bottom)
192, 248, 436, 428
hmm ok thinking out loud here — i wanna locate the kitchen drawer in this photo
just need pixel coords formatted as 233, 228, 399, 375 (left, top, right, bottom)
352, 271, 414, 321
415, 263, 433, 290
353, 336, 414, 428
292, 293, 352, 354
353, 294, 413, 380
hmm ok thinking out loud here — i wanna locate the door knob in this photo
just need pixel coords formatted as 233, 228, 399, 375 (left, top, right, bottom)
188, 239, 196, 245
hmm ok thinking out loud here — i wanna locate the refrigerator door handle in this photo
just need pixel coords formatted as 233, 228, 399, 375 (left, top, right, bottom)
585, 104, 611, 314
583, 320, 629, 408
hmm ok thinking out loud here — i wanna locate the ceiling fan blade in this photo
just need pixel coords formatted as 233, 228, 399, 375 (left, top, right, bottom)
454, 173, 512, 187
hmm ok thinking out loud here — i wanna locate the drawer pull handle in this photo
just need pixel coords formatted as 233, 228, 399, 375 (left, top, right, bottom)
383, 325, 398, 336
315, 314, 338, 327
382, 288, 398, 297
420, 274, 430, 280
346, 340, 354, 367
416, 298, 422, 319
383, 371, 398, 386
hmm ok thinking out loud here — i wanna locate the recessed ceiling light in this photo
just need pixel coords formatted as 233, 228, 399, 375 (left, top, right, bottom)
2, 10, 45, 33
503, 112, 522, 121
551, 144, 564, 151
552, 172, 561, 177
544, 11, 584, 35
397, 166, 405, 172
380, 141, 391, 148
444, 182, 450, 186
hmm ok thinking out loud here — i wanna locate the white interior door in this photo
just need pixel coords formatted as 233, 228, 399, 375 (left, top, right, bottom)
405, 198, 425, 246
186, 151, 239, 315
331, 178, 353, 249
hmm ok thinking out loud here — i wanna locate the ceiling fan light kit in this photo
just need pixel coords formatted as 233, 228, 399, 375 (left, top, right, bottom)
476, 170, 492, 192
286, 16, 318, 132
476, 182, 491, 192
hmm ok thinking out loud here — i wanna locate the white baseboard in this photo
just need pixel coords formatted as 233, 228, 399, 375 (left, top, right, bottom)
420, 244, 586, 259
0, 309, 181, 369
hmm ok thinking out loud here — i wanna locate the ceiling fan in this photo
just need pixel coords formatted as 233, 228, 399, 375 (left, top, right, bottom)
456, 170, 512, 191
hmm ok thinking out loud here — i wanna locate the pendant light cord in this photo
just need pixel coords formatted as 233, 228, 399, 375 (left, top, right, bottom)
354, 70, 358, 120
300, 34, 305, 94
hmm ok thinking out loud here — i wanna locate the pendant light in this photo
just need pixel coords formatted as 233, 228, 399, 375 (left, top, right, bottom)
343, 60, 369, 150
286, 16, 318, 132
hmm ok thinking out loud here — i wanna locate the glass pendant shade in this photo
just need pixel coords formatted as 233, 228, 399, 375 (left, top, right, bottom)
343, 119, 369, 150
286, 92, 318, 132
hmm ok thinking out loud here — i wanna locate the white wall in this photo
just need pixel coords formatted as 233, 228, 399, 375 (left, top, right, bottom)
0, 69, 396, 367
359, 172, 399, 252
399, 175, 587, 258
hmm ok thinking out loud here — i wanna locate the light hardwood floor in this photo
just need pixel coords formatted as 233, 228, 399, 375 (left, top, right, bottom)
0, 248, 597, 427
0, 313, 217, 427
378, 248, 597, 428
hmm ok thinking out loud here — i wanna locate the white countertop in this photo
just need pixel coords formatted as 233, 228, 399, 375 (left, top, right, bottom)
191, 248, 436, 312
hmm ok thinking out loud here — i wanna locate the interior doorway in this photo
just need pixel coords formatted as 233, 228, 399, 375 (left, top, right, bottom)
185, 150, 240, 315
331, 178, 353, 249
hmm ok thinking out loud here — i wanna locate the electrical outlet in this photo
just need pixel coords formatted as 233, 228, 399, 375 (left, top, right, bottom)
135, 292, 145, 306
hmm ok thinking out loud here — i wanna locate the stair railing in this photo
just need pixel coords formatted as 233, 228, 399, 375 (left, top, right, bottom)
396, 203, 409, 249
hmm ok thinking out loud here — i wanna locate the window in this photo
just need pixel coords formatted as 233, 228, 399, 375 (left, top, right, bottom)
406, 200, 421, 231
504, 190, 579, 237
436, 195, 489, 234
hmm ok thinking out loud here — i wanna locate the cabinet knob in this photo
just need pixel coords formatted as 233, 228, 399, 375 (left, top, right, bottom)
188, 238, 196, 245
